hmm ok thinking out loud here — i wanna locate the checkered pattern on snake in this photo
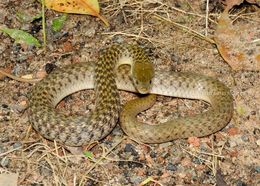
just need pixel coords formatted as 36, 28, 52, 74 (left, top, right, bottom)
29, 44, 233, 146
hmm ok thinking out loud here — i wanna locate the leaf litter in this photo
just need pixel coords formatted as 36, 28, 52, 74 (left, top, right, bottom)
214, 11, 260, 70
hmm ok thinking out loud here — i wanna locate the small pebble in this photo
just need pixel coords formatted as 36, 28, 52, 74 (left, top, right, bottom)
12, 142, 22, 149
227, 127, 240, 136
85, 179, 96, 186
0, 157, 10, 167
241, 135, 249, 142
45, 63, 57, 74
187, 137, 200, 147
171, 53, 180, 63
192, 157, 203, 164
112, 35, 124, 43
150, 151, 157, 158
236, 180, 247, 186
36, 69, 47, 79
53, 31, 69, 40
130, 176, 142, 185
256, 139, 260, 146
166, 163, 177, 171
38, 160, 54, 176
255, 166, 260, 173
228, 135, 244, 148
84, 27, 96, 37
124, 144, 138, 156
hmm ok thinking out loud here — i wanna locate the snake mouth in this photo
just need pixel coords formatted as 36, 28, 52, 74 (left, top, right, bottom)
138, 87, 150, 94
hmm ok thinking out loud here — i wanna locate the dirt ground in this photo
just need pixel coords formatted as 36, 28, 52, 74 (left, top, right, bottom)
0, 0, 259, 185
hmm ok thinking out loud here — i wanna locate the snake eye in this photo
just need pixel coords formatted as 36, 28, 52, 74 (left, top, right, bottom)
149, 80, 152, 84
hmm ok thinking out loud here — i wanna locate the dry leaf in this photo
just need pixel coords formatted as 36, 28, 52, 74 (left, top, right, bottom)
224, 0, 260, 11
214, 12, 260, 71
225, 0, 244, 11
45, 0, 109, 26
246, 0, 260, 6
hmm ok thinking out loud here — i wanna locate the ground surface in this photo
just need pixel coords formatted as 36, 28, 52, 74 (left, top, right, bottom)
0, 0, 260, 185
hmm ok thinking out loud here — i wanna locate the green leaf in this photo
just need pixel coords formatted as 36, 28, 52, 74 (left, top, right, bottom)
52, 14, 67, 32
83, 151, 94, 159
0, 27, 41, 47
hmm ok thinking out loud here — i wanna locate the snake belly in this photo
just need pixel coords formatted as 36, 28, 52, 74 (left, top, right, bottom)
29, 44, 233, 146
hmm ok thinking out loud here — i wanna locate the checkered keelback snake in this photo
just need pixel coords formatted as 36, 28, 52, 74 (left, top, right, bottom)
29, 44, 233, 146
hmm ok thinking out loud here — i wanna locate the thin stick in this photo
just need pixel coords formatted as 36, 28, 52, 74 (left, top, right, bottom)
0, 146, 22, 157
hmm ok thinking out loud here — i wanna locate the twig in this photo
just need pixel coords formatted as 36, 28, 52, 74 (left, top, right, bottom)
0, 146, 22, 157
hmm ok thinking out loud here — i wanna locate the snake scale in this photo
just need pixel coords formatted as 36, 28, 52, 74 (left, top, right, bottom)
29, 44, 233, 146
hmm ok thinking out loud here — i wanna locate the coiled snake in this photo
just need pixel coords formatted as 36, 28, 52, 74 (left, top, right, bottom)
29, 44, 233, 146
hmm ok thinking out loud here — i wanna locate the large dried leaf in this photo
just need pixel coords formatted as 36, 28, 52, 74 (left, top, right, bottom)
45, 0, 108, 25
45, 0, 99, 15
214, 12, 260, 71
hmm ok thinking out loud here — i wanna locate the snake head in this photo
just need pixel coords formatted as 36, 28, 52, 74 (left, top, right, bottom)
132, 60, 154, 94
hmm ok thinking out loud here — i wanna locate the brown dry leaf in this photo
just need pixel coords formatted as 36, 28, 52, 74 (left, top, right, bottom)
45, 0, 109, 26
225, 0, 260, 11
225, 0, 244, 11
246, 0, 260, 6
214, 12, 260, 71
